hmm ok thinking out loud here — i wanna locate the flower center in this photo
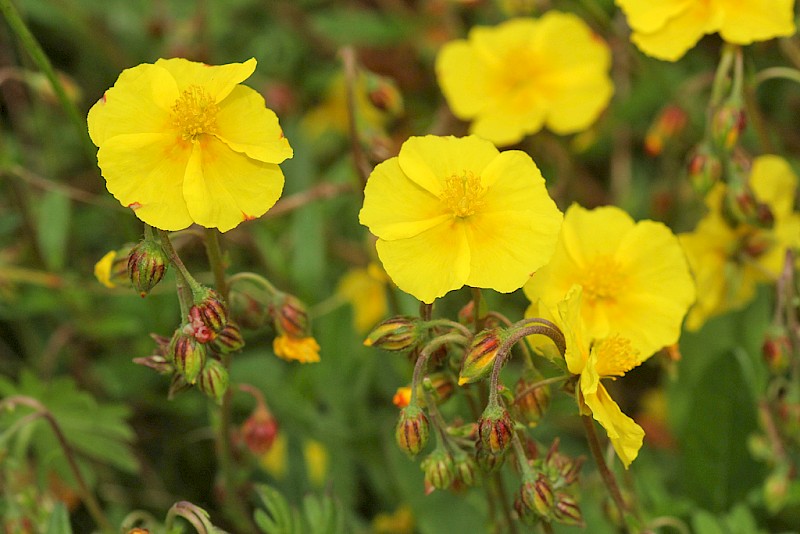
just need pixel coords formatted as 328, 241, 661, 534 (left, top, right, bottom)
171, 85, 219, 141
440, 172, 485, 218
580, 256, 626, 304
592, 335, 640, 378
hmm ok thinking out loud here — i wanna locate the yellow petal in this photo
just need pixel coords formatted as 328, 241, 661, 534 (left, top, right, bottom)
718, 0, 795, 44
375, 221, 470, 303
397, 135, 499, 196
470, 100, 546, 147
558, 285, 589, 375
97, 133, 193, 230
615, 0, 693, 33
94, 251, 117, 288
155, 57, 256, 103
630, 2, 716, 61
359, 158, 450, 240
435, 39, 492, 119
215, 85, 293, 163
182, 137, 285, 232
88, 63, 177, 146
582, 381, 644, 469
750, 155, 798, 218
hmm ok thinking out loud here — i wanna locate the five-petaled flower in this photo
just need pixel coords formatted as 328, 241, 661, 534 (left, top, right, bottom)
680, 155, 800, 331
435, 12, 613, 146
525, 204, 695, 361
359, 135, 563, 304
616, 0, 797, 62
88, 58, 293, 232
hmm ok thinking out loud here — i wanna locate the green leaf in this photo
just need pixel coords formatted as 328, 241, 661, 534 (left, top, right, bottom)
254, 484, 301, 534
45, 502, 73, 534
310, 8, 411, 46
691, 509, 726, 534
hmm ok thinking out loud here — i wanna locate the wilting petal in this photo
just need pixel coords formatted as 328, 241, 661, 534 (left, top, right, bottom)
182, 137, 285, 232
376, 222, 470, 304
97, 133, 193, 230
582, 380, 644, 469
215, 85, 293, 163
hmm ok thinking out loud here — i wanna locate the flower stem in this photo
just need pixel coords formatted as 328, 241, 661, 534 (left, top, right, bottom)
0, 0, 95, 161
158, 230, 198, 317
340, 45, 372, 190
580, 414, 637, 532
422, 318, 474, 340
410, 333, 468, 406
227, 271, 279, 296
203, 228, 229, 301
0, 396, 114, 533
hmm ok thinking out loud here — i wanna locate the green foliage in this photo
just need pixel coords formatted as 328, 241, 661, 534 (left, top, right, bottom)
253, 484, 347, 534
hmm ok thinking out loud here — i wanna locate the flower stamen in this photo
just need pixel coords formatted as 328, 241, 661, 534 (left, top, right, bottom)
441, 172, 485, 218
581, 256, 626, 304
171, 85, 219, 141
592, 335, 640, 378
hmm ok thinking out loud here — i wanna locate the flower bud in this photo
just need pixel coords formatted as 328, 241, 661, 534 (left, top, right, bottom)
169, 328, 207, 384
712, 102, 746, 151
229, 288, 270, 330
687, 144, 722, 195
127, 239, 169, 297
422, 372, 455, 405
420, 447, 455, 493
212, 322, 245, 354
763, 326, 791, 373
513, 370, 551, 427
552, 493, 584, 527
197, 358, 229, 403
458, 328, 506, 385
544, 439, 583, 487
452, 450, 479, 487
395, 404, 430, 457
477, 404, 514, 455
519, 473, 554, 518
272, 293, 310, 338
125, 529, 150, 534
132, 354, 174, 374
475, 443, 506, 473
644, 105, 688, 157
241, 405, 279, 455
189, 288, 228, 338
364, 316, 420, 352
364, 72, 403, 117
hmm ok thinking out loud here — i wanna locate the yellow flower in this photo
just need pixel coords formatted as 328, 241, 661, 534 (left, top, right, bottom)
93, 245, 132, 288
524, 204, 695, 358
435, 12, 613, 146
359, 135, 563, 303
303, 439, 329, 487
616, 0, 796, 61
680, 155, 800, 330
88, 58, 293, 232
558, 286, 645, 468
273, 334, 321, 363
94, 250, 119, 288
372, 505, 415, 534
259, 432, 288, 479
336, 263, 389, 333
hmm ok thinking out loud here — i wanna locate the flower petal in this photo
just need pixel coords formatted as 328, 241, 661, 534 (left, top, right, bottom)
719, 0, 795, 44
182, 137, 285, 232
397, 135, 499, 196
155, 57, 256, 103
360, 158, 450, 240
435, 39, 492, 119
88, 63, 177, 146
629, 2, 716, 61
215, 85, 293, 163
97, 133, 193, 230
375, 222, 470, 303
750, 155, 798, 218
582, 381, 644, 469
615, 0, 693, 33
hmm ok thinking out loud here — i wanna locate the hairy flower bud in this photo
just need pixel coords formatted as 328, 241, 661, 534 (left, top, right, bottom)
519, 473, 554, 518
763, 326, 791, 373
477, 404, 514, 455
364, 316, 420, 352
544, 439, 583, 487
687, 144, 723, 195
712, 102, 746, 151
513, 372, 551, 428
197, 358, 229, 402
458, 328, 506, 385
452, 450, 479, 487
272, 292, 310, 338
229, 288, 270, 330
553, 492, 584, 527
395, 404, 430, 457
420, 447, 455, 493
127, 239, 169, 297
212, 322, 245, 354
169, 328, 207, 384
644, 105, 687, 157
241, 405, 279, 455
189, 288, 228, 340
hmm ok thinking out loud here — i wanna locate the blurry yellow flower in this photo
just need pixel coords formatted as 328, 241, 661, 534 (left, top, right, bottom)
524, 204, 694, 358
259, 432, 288, 479
273, 335, 321, 363
303, 439, 329, 488
337, 263, 389, 333
93, 245, 132, 288
616, 0, 796, 61
680, 155, 800, 330
88, 58, 293, 232
435, 12, 613, 146
557, 286, 645, 468
392, 387, 412, 408
94, 250, 118, 288
372, 505, 415, 534
360, 135, 563, 303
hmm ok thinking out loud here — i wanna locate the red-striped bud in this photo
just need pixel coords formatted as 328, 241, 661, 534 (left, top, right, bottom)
477, 404, 514, 455
197, 358, 229, 403
212, 322, 245, 354
512, 370, 551, 427
420, 447, 455, 493
272, 293, 310, 338
241, 405, 279, 455
395, 404, 430, 457
459, 328, 506, 385
169, 328, 207, 384
127, 239, 169, 297
519, 473, 554, 518
553, 492, 584, 527
475, 443, 506, 473
364, 316, 420, 352
189, 288, 228, 342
